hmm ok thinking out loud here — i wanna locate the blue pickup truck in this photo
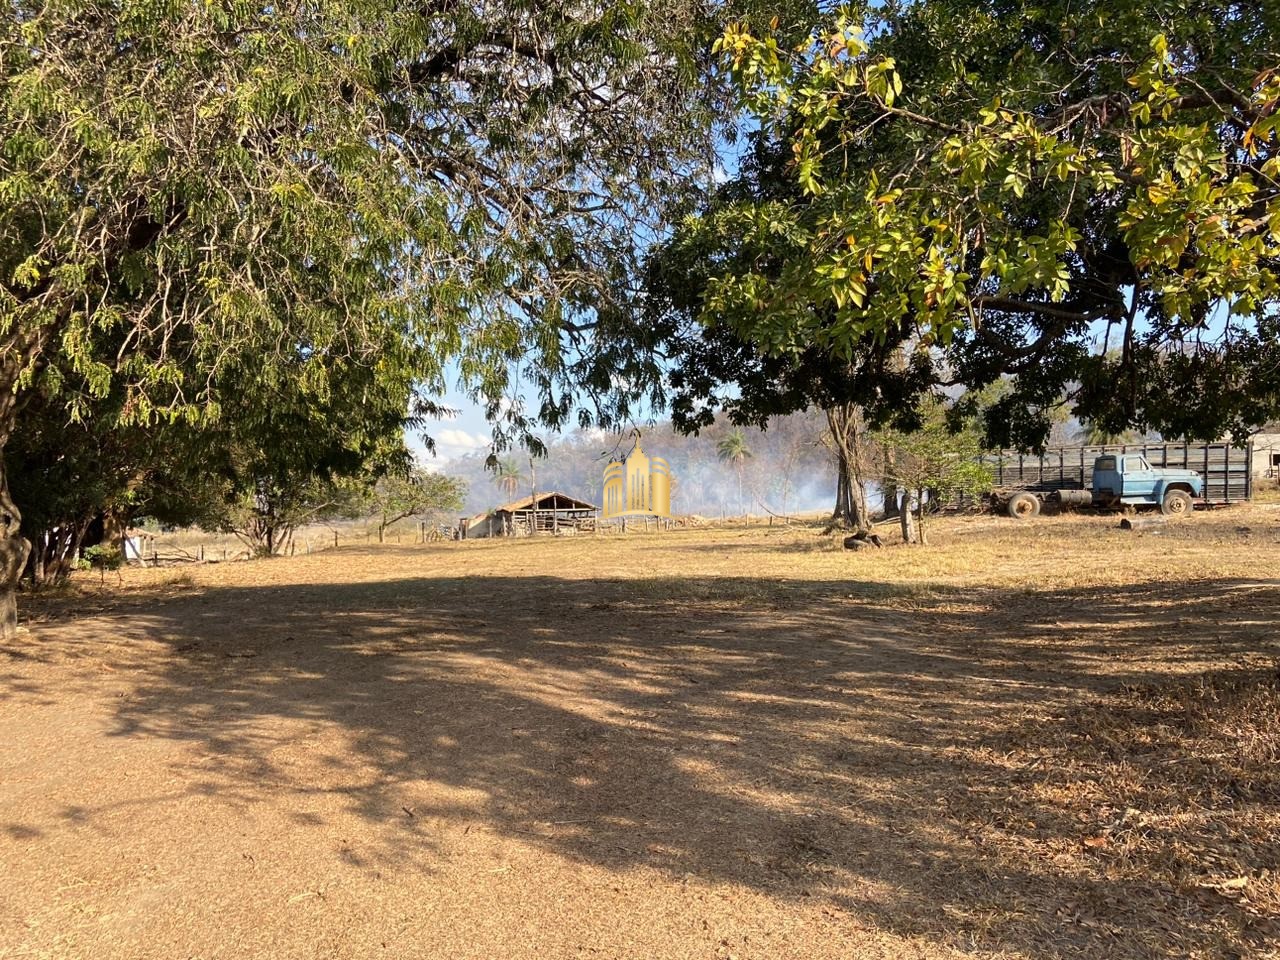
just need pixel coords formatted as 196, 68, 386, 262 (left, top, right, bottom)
1005, 453, 1203, 518
1090, 453, 1202, 515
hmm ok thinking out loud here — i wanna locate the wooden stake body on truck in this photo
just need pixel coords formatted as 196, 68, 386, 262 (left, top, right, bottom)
986, 442, 1252, 518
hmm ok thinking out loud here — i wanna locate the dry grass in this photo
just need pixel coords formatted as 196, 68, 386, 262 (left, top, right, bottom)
2, 506, 1279, 959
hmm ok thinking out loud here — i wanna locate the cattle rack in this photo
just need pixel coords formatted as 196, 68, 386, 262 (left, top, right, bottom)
984, 441, 1252, 505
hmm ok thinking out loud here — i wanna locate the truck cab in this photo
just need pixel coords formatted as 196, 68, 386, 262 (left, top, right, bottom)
1091, 454, 1203, 515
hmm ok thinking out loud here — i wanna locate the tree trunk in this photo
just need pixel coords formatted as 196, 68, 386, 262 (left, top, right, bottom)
0, 450, 31, 639
102, 508, 128, 555
834, 457, 851, 522
881, 450, 899, 517
826, 406, 869, 532
26, 518, 93, 586
529, 458, 537, 536
915, 488, 929, 545
898, 489, 919, 545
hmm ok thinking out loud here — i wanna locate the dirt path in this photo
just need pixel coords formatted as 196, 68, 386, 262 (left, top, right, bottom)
2, 514, 1279, 959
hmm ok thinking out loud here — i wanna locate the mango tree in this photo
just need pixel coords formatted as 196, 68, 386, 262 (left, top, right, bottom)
675, 1, 1278, 455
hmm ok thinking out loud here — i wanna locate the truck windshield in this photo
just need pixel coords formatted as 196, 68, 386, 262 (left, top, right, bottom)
1096, 456, 1116, 470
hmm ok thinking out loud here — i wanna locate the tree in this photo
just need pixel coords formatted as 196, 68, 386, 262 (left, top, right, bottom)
0, 0, 779, 635
822, 404, 874, 532
8, 307, 421, 578
371, 470, 467, 542
640, 133, 936, 530
716, 427, 754, 513
697, 1, 1280, 455
493, 459, 525, 501
875, 398, 994, 545
224, 476, 367, 558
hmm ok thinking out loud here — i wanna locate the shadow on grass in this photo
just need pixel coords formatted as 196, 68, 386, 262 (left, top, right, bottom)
17, 571, 1280, 957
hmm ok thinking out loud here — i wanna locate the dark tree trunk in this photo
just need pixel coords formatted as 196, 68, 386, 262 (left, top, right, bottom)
25, 519, 93, 587
0, 327, 51, 634
0, 450, 31, 639
101, 508, 128, 554
831, 457, 854, 525
826, 406, 869, 532
881, 450, 899, 517
529, 458, 538, 536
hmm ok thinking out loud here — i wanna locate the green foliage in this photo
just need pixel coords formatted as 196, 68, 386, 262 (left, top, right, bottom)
690, 1, 1280, 447
875, 397, 994, 503
493, 458, 525, 500
371, 469, 467, 536
0, 0, 777, 453
715, 428, 754, 465
222, 474, 369, 557
82, 544, 123, 572
0, 0, 825, 607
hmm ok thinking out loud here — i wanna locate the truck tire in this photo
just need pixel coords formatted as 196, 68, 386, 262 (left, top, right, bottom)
1160, 489, 1192, 517
1007, 492, 1041, 519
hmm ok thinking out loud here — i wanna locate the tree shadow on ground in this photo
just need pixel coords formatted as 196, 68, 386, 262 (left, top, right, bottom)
17, 570, 1280, 958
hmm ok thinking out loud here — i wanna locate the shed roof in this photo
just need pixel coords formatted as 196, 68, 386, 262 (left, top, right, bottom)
494, 491, 597, 513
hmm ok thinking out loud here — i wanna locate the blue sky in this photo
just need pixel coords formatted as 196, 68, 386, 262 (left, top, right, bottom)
408, 381, 496, 466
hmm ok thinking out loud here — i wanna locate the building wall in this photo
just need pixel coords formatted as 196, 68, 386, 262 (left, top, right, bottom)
1251, 434, 1280, 480
463, 513, 506, 539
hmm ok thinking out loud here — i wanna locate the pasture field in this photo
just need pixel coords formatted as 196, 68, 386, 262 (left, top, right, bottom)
2, 508, 1279, 959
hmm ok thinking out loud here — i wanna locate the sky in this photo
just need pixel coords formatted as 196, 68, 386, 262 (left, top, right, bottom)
408, 381, 495, 467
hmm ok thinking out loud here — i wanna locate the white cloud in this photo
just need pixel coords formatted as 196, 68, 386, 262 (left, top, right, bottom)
428, 429, 491, 467
437, 428, 489, 451
432, 430, 486, 455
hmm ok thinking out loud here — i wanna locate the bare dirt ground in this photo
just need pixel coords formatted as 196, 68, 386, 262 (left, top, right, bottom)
2, 508, 1279, 959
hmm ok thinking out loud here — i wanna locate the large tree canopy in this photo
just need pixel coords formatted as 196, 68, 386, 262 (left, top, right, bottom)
2, 0, 764, 438
670, 0, 1280, 450
0, 0, 817, 633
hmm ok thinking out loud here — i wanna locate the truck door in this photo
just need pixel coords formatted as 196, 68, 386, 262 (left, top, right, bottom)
1122, 455, 1159, 501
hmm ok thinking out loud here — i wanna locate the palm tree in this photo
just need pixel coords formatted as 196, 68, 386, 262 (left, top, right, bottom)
493, 457, 523, 499
716, 427, 754, 516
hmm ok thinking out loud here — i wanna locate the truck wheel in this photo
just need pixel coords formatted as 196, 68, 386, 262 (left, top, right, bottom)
1007, 492, 1041, 519
1161, 489, 1192, 516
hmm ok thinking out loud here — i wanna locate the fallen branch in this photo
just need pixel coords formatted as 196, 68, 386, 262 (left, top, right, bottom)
1120, 516, 1166, 531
